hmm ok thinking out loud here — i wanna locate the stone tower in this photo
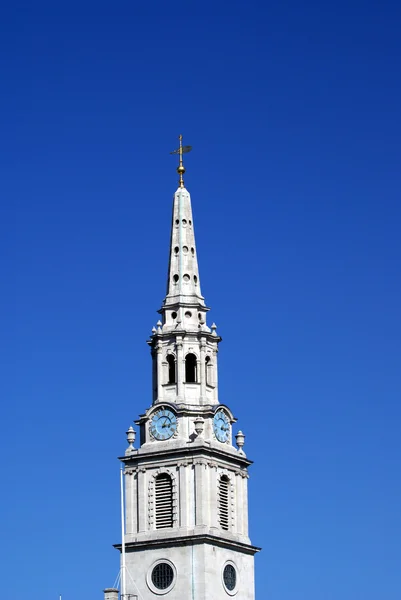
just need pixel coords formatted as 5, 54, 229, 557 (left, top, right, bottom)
114, 137, 260, 599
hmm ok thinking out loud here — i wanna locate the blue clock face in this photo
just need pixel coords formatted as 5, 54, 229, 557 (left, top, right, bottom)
213, 410, 230, 443
150, 408, 177, 441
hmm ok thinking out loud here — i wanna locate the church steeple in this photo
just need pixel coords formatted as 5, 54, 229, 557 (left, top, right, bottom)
108, 137, 259, 600
147, 137, 220, 407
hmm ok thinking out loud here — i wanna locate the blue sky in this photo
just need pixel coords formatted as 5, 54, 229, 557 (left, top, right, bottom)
1, 2, 400, 599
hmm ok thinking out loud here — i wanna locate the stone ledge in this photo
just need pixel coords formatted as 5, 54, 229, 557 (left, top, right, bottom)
114, 533, 261, 556
119, 442, 253, 467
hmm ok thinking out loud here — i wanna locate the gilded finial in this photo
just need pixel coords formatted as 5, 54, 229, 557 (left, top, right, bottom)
170, 134, 192, 188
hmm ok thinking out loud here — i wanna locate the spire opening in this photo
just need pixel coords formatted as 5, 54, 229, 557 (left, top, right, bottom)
167, 355, 176, 384
185, 353, 197, 383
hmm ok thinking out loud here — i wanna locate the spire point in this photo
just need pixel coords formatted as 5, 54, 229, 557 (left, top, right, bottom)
170, 134, 192, 188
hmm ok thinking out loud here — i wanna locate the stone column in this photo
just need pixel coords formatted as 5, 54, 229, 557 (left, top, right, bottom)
156, 342, 163, 402
176, 336, 184, 400
213, 347, 219, 402
199, 340, 206, 400
151, 348, 157, 403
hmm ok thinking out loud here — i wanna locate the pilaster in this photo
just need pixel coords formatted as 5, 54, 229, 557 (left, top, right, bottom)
194, 459, 208, 527
125, 469, 138, 535
242, 472, 250, 538
178, 461, 189, 528
209, 461, 219, 530
235, 470, 244, 535
137, 468, 147, 533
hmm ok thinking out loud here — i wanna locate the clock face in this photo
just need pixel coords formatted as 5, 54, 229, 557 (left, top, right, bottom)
150, 408, 177, 441
213, 409, 230, 443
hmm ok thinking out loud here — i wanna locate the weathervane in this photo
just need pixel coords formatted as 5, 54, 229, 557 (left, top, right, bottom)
170, 134, 192, 188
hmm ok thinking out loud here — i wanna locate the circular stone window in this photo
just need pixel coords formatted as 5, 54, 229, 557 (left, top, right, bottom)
222, 562, 238, 595
183, 273, 190, 282
147, 559, 176, 595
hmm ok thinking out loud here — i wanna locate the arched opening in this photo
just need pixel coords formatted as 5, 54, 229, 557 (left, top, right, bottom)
185, 353, 197, 383
155, 473, 173, 529
167, 355, 176, 384
219, 475, 230, 530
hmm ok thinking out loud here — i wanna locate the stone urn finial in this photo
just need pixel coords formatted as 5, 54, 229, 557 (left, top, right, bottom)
235, 430, 245, 454
126, 426, 136, 454
194, 416, 204, 436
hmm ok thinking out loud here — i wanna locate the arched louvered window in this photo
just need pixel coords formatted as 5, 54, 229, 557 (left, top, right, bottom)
166, 354, 176, 384
219, 475, 230, 531
185, 353, 197, 383
155, 473, 173, 529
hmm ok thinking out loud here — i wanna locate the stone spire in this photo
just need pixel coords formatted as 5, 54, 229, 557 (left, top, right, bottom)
164, 186, 205, 308
148, 136, 219, 407
160, 136, 208, 332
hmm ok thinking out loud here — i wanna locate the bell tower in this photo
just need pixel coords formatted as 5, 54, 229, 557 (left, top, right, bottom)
114, 137, 260, 600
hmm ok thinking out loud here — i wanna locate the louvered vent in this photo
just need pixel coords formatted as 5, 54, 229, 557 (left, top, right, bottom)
219, 475, 230, 530
155, 474, 173, 529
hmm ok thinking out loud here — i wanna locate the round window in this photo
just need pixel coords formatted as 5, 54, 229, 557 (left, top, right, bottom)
151, 562, 174, 590
147, 559, 177, 595
223, 563, 237, 593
